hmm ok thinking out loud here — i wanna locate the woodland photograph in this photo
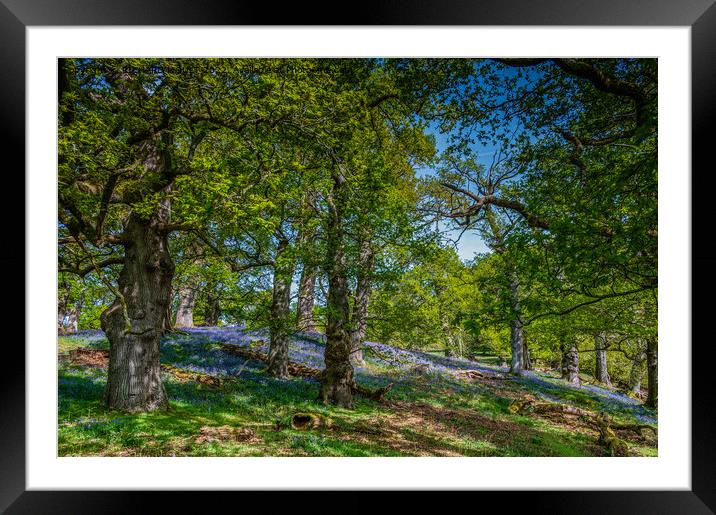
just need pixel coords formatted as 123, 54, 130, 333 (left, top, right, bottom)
57, 57, 658, 457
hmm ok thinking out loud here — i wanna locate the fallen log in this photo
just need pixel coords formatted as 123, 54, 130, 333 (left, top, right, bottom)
219, 342, 392, 402
352, 381, 394, 402
290, 412, 333, 430
508, 399, 591, 417
363, 345, 413, 366
160, 363, 225, 389
218, 343, 321, 378
63, 348, 227, 389
454, 369, 507, 381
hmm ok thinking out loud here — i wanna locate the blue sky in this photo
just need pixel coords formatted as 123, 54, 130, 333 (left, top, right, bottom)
418, 121, 497, 262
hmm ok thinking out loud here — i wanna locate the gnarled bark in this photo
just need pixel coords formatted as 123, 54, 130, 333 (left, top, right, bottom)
319, 169, 354, 408
561, 342, 580, 385
100, 210, 174, 412
100, 136, 174, 412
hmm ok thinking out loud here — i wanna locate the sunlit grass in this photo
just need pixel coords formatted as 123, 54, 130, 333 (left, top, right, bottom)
58, 328, 657, 457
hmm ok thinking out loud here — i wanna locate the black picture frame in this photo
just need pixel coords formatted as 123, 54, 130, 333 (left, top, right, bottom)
3, 1, 715, 512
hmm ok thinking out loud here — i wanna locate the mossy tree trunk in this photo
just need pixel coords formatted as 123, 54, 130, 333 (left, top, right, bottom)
319, 169, 354, 408
100, 138, 175, 413
65, 306, 80, 333
267, 236, 295, 379
561, 341, 580, 385
484, 207, 524, 375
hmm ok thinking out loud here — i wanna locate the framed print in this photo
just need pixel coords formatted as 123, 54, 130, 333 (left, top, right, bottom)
4, 0, 716, 512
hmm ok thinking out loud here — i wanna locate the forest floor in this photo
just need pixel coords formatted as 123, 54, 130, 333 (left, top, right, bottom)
58, 326, 657, 457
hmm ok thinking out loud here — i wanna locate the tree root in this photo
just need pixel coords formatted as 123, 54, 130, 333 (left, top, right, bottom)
592, 413, 629, 456
609, 421, 657, 435
160, 363, 225, 389
63, 348, 228, 389
508, 399, 655, 456
352, 381, 393, 402
218, 343, 321, 378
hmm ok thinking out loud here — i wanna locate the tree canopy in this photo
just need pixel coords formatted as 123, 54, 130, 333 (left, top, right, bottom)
58, 57, 658, 412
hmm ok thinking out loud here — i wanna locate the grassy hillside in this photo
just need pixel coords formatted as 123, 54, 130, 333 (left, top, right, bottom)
58, 327, 657, 457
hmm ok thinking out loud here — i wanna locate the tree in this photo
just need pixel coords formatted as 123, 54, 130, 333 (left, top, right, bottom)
57, 273, 85, 334
296, 192, 321, 332
59, 58, 313, 411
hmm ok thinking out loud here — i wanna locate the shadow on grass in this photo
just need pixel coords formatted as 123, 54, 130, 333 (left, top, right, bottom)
58, 327, 656, 457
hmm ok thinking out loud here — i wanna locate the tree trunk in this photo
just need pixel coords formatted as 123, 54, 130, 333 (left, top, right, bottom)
66, 306, 80, 333
484, 209, 524, 375
629, 349, 646, 394
267, 237, 294, 379
645, 337, 658, 408
58, 309, 67, 335
440, 314, 454, 357
508, 273, 525, 376
521, 334, 532, 370
296, 265, 317, 332
162, 287, 174, 333
58, 290, 82, 334
174, 286, 196, 328
594, 332, 611, 386
561, 342, 580, 385
100, 206, 174, 413
296, 190, 319, 332
204, 285, 220, 326
58, 290, 69, 334
319, 170, 354, 408
350, 236, 374, 366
